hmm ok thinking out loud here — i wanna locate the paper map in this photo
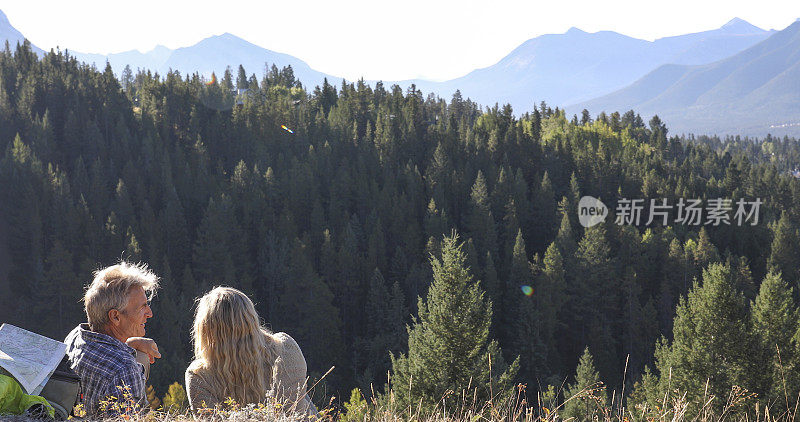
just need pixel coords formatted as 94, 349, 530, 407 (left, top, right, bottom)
0, 323, 67, 395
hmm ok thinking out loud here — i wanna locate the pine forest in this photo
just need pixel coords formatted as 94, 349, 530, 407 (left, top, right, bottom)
2, 41, 800, 419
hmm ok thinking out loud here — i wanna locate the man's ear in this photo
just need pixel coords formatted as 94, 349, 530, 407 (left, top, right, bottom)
108, 309, 121, 326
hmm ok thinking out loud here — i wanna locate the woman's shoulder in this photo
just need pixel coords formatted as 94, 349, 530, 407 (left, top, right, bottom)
272, 332, 303, 355
271, 332, 296, 345
271, 333, 305, 367
185, 359, 208, 378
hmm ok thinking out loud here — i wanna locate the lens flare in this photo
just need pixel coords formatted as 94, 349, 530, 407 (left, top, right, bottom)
521, 285, 533, 296
281, 125, 294, 134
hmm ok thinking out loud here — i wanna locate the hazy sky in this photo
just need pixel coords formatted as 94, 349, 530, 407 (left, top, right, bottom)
1, 0, 798, 81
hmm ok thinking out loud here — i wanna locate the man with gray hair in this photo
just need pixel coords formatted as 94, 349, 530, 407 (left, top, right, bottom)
64, 262, 162, 417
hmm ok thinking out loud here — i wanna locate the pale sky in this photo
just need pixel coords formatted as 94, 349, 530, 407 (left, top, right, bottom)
1, 0, 798, 81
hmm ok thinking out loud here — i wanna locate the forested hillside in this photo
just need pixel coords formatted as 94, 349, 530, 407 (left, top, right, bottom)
2, 41, 800, 417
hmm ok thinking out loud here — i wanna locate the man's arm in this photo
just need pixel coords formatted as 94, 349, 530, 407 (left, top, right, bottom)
126, 337, 161, 364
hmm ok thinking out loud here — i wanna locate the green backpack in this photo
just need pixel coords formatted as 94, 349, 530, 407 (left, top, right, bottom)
0, 373, 55, 418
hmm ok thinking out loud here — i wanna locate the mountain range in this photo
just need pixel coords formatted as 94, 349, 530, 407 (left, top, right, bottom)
71, 32, 338, 90
406, 18, 773, 110
2, 8, 798, 137
571, 20, 800, 136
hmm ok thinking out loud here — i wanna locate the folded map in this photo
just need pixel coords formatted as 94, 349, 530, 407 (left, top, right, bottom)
0, 323, 67, 395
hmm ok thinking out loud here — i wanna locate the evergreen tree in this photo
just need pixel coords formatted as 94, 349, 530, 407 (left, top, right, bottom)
482, 251, 500, 329
32, 240, 81, 338
389, 233, 518, 412
356, 269, 407, 392
506, 230, 533, 369
573, 224, 618, 382
147, 259, 186, 393
554, 203, 577, 259
530, 171, 557, 252
651, 262, 757, 415
767, 212, 800, 288
272, 239, 346, 386
192, 195, 238, 290
562, 347, 607, 421
466, 171, 498, 261
539, 242, 566, 378
501, 198, 521, 276
689, 227, 720, 273
160, 192, 190, 273
731, 255, 757, 302
221, 66, 234, 90
751, 271, 799, 408
236, 65, 248, 90
336, 220, 367, 339
620, 268, 658, 380
662, 238, 689, 331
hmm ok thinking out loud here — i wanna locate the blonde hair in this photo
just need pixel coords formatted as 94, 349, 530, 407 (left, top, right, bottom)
191, 287, 276, 404
84, 262, 160, 331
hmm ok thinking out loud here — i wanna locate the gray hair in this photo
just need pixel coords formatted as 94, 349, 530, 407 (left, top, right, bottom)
84, 262, 160, 331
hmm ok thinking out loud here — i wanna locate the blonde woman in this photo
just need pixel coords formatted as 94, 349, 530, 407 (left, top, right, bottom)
185, 287, 317, 416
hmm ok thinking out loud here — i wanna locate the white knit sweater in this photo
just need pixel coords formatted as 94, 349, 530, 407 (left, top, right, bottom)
184, 332, 316, 416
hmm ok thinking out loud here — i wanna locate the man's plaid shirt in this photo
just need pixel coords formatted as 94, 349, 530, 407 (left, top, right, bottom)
64, 324, 146, 416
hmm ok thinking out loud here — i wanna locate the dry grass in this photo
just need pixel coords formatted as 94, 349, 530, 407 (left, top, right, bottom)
2, 377, 797, 422
333, 380, 800, 422
1, 387, 797, 422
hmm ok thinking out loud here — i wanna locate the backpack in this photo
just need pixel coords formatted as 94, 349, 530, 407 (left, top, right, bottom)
39, 357, 81, 420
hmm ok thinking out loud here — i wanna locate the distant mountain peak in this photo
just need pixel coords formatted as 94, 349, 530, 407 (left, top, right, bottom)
218, 32, 243, 40
0, 9, 9, 25
720, 17, 764, 34
723, 17, 747, 26
194, 32, 251, 47
566, 27, 587, 35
